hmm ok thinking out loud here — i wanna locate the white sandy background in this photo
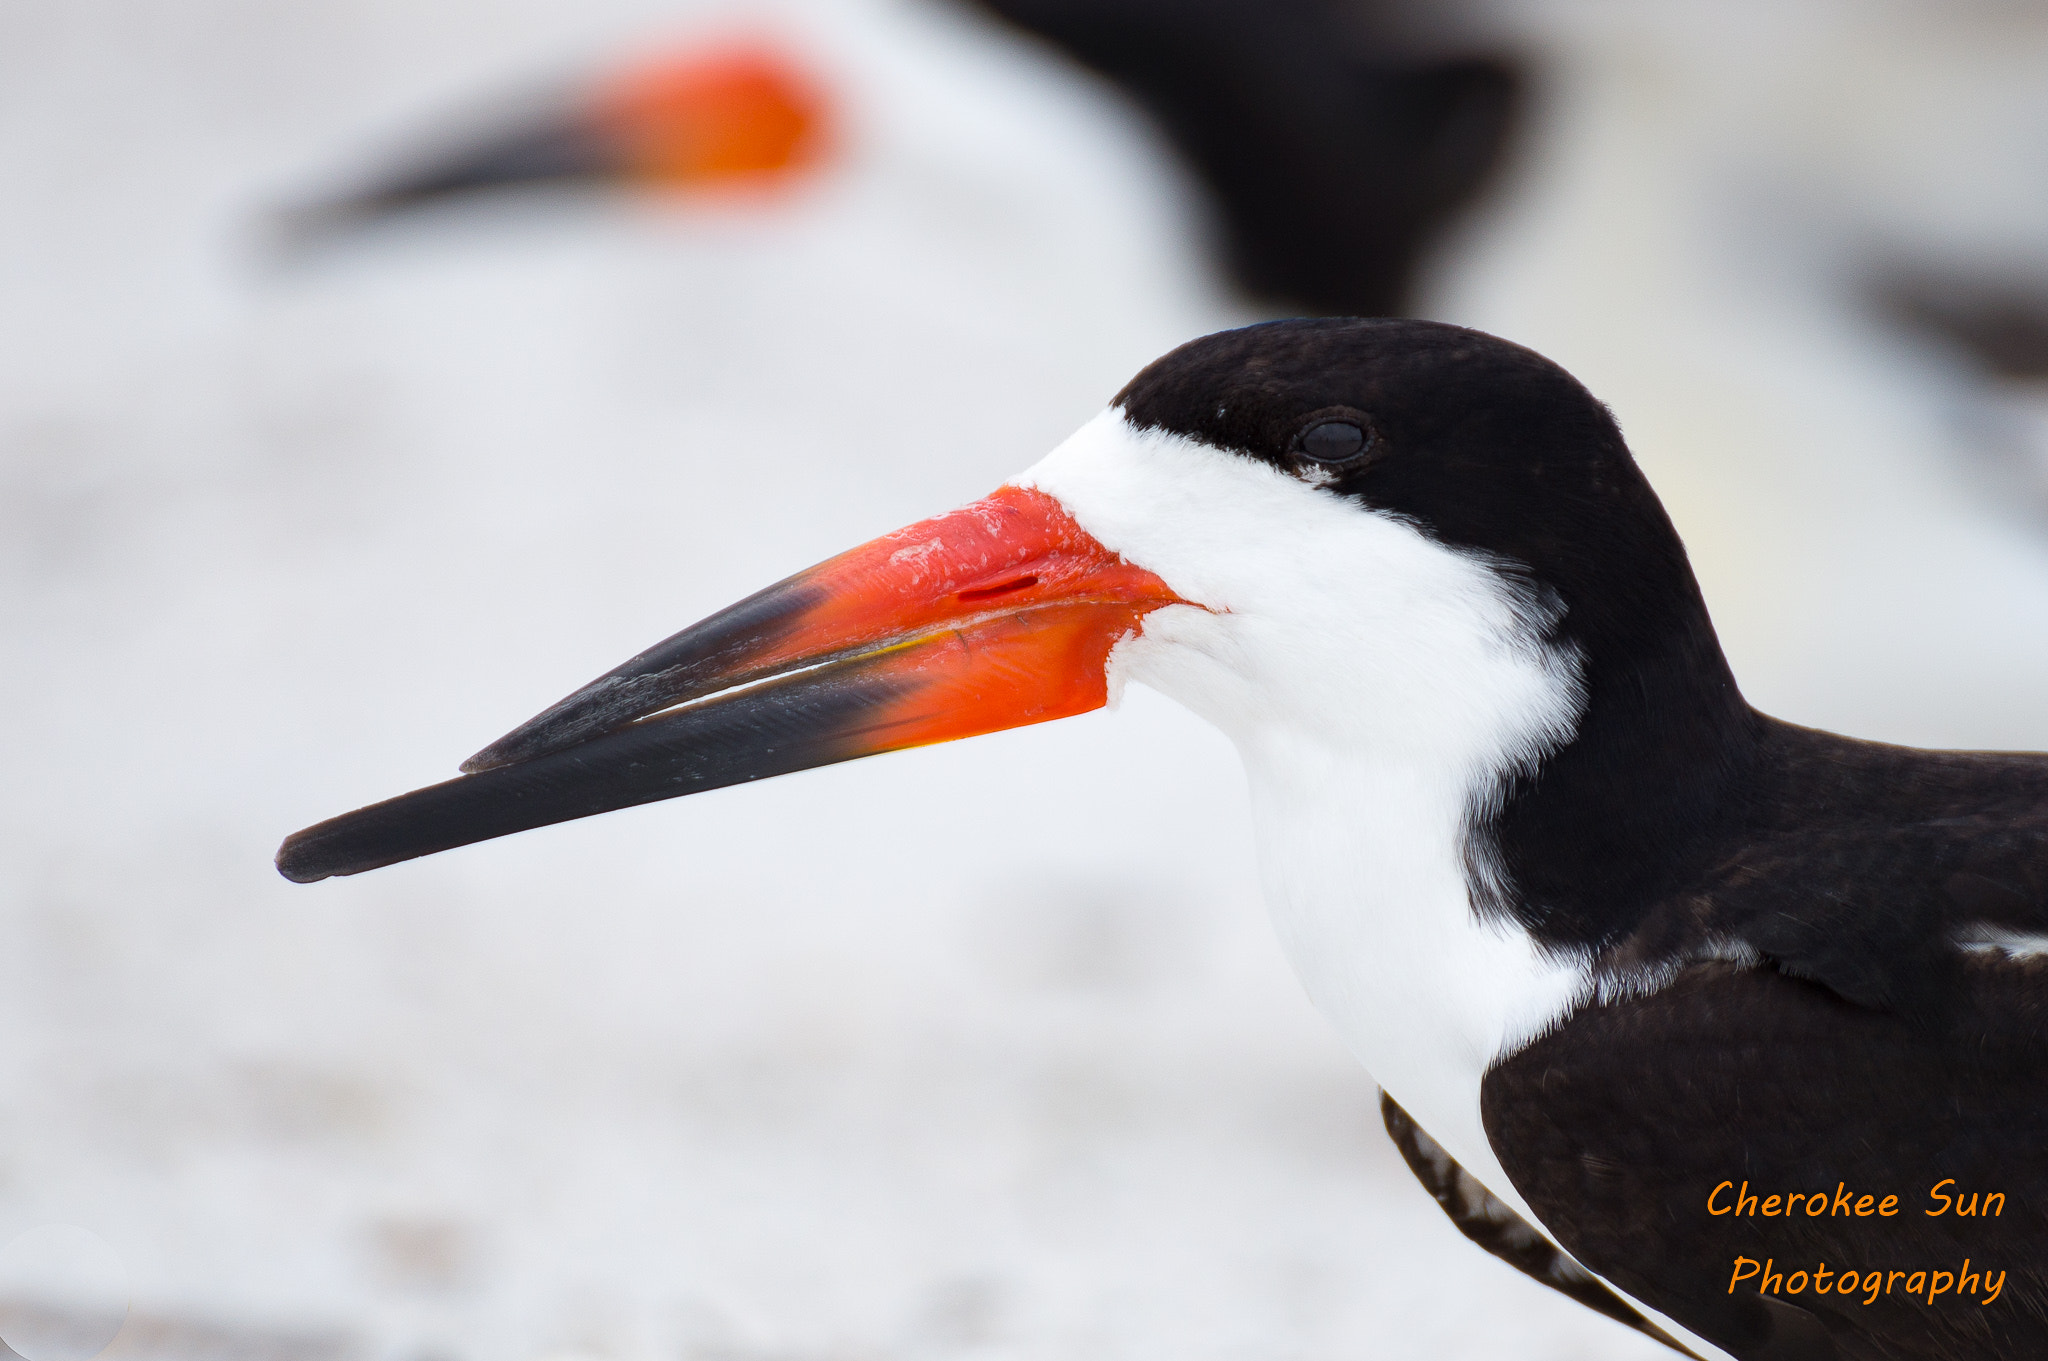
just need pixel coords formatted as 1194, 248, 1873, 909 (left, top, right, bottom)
3, 2, 2046, 1359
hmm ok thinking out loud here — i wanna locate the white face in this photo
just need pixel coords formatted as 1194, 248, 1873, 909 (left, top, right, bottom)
1015, 409, 1586, 789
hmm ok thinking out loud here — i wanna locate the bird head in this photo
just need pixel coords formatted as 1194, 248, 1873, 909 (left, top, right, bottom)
278, 319, 1726, 885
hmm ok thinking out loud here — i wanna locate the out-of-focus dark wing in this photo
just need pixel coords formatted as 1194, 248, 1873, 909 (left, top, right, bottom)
958, 0, 1521, 317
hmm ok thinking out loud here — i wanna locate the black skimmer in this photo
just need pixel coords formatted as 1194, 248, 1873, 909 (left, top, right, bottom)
279, 319, 2048, 1360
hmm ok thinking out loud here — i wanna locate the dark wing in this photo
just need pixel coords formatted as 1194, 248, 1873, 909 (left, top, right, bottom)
954, 0, 1521, 316
1605, 728, 2048, 1027
1380, 1091, 1703, 1357
1484, 959, 2048, 1361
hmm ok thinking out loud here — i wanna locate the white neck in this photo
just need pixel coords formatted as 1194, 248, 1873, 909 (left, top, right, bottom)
1240, 733, 1588, 1208
1017, 409, 1595, 1211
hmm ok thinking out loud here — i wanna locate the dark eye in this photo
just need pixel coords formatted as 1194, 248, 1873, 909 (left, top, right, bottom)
1298, 419, 1368, 463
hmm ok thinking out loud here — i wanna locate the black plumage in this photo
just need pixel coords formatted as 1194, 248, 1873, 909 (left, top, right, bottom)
1486, 963, 2048, 1360
960, 0, 1522, 316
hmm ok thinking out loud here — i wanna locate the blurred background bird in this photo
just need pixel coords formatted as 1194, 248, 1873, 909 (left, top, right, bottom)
5, 1, 2048, 1359
278, 37, 836, 247
277, 0, 1524, 322
958, 0, 1521, 317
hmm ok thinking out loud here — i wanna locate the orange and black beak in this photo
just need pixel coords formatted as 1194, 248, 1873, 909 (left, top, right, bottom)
276, 486, 1190, 883
292, 40, 830, 235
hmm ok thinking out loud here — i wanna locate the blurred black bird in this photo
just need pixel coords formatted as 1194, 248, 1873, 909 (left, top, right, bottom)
961, 0, 1522, 316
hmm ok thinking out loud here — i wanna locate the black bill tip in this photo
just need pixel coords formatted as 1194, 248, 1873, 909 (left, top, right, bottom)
277, 652, 908, 883
267, 114, 621, 258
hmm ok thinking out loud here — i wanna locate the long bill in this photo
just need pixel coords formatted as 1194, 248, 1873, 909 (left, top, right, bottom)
276, 485, 1190, 883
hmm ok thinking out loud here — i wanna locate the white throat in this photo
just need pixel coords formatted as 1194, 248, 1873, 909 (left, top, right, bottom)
1016, 410, 1594, 1212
